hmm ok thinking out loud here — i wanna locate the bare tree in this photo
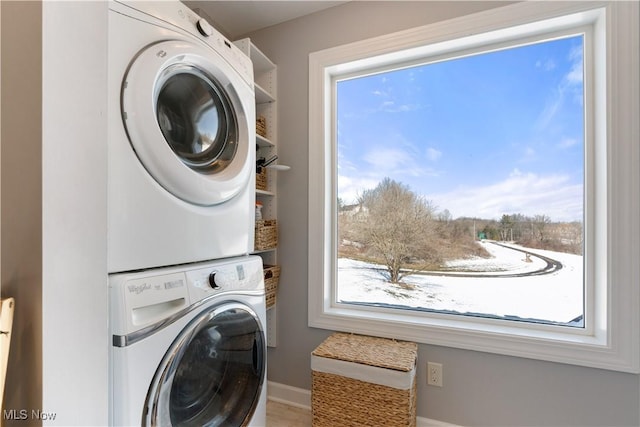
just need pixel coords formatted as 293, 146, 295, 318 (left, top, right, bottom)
354, 178, 437, 283
438, 209, 452, 223
532, 214, 551, 242
499, 214, 514, 241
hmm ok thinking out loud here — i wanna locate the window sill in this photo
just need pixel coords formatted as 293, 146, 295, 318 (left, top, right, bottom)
310, 303, 635, 372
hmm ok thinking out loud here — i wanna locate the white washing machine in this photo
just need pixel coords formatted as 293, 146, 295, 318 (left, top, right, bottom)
108, 0, 256, 273
109, 255, 267, 426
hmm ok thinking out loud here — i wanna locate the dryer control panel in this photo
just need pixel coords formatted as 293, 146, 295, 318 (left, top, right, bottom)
112, 0, 254, 86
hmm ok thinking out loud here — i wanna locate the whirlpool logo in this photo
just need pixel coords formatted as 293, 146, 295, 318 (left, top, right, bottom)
127, 283, 152, 294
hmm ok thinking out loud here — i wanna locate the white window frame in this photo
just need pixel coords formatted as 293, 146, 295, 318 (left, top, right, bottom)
308, 1, 639, 373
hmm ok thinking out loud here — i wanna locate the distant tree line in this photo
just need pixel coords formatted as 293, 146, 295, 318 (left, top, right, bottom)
476, 213, 582, 255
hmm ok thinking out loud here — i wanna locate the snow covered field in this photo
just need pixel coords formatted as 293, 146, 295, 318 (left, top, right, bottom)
337, 241, 584, 325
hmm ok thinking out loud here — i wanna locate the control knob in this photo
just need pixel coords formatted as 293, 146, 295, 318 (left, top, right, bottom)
208, 272, 221, 289
196, 18, 213, 37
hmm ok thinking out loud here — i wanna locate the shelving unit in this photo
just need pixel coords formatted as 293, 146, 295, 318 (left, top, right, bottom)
235, 38, 282, 348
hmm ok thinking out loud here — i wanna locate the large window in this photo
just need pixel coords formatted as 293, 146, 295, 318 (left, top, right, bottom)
336, 35, 585, 328
309, 2, 639, 372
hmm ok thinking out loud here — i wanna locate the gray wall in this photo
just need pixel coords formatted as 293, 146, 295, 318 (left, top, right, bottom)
247, 2, 640, 425
1, 2, 43, 422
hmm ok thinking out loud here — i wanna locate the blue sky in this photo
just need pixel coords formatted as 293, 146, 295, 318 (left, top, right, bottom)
337, 35, 585, 222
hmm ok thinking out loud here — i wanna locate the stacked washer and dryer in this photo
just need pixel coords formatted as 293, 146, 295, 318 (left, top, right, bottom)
107, 1, 267, 426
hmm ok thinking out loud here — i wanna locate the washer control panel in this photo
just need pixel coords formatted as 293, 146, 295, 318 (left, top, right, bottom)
109, 256, 264, 335
185, 256, 263, 303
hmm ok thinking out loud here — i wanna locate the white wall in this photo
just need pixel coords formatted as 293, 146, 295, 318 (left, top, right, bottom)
247, 1, 640, 425
41, 2, 109, 425
2, 1, 109, 425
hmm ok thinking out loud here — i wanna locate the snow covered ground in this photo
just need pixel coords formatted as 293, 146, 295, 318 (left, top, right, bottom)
337, 240, 584, 325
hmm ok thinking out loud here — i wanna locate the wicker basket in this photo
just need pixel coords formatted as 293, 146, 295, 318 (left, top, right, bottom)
256, 115, 267, 138
256, 167, 267, 191
311, 333, 418, 427
263, 265, 280, 308
255, 219, 277, 251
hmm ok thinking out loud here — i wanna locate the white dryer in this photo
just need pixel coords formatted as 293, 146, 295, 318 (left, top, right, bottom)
108, 0, 256, 273
109, 255, 267, 426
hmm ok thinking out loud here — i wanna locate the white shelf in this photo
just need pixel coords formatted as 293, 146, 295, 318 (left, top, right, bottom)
236, 38, 280, 348
255, 83, 275, 104
248, 42, 276, 75
257, 134, 274, 148
256, 189, 275, 197
253, 247, 277, 254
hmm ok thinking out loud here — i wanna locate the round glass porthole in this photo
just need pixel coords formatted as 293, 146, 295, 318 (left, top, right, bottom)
156, 65, 238, 174
145, 303, 266, 426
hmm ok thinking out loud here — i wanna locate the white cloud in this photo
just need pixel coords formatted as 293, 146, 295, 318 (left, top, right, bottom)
535, 88, 563, 130
378, 101, 421, 113
536, 58, 556, 71
524, 146, 536, 158
535, 42, 585, 129
338, 139, 441, 204
362, 133, 443, 176
558, 137, 579, 149
429, 170, 583, 222
426, 147, 442, 162
362, 146, 429, 178
337, 174, 380, 205
565, 45, 584, 86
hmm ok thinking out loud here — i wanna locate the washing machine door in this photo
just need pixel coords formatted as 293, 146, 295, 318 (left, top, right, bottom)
122, 40, 254, 206
144, 302, 266, 427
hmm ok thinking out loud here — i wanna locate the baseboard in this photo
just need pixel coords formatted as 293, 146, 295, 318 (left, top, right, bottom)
266, 381, 460, 427
267, 381, 312, 410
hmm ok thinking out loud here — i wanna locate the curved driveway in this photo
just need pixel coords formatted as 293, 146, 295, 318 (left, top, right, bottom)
414, 241, 563, 279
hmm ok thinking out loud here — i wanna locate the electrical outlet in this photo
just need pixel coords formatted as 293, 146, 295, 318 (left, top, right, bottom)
427, 362, 443, 387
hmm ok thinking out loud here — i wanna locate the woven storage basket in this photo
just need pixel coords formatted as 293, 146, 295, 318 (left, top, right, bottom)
263, 265, 280, 308
256, 115, 267, 138
254, 219, 277, 251
256, 167, 267, 191
311, 333, 418, 427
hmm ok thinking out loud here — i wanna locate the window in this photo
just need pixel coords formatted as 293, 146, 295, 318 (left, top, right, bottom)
309, 2, 640, 372
336, 35, 585, 328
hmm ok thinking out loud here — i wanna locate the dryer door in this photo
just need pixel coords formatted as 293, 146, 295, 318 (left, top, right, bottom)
145, 302, 266, 427
122, 40, 254, 206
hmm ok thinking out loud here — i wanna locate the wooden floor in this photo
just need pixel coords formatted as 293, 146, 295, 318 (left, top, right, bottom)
266, 399, 312, 426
